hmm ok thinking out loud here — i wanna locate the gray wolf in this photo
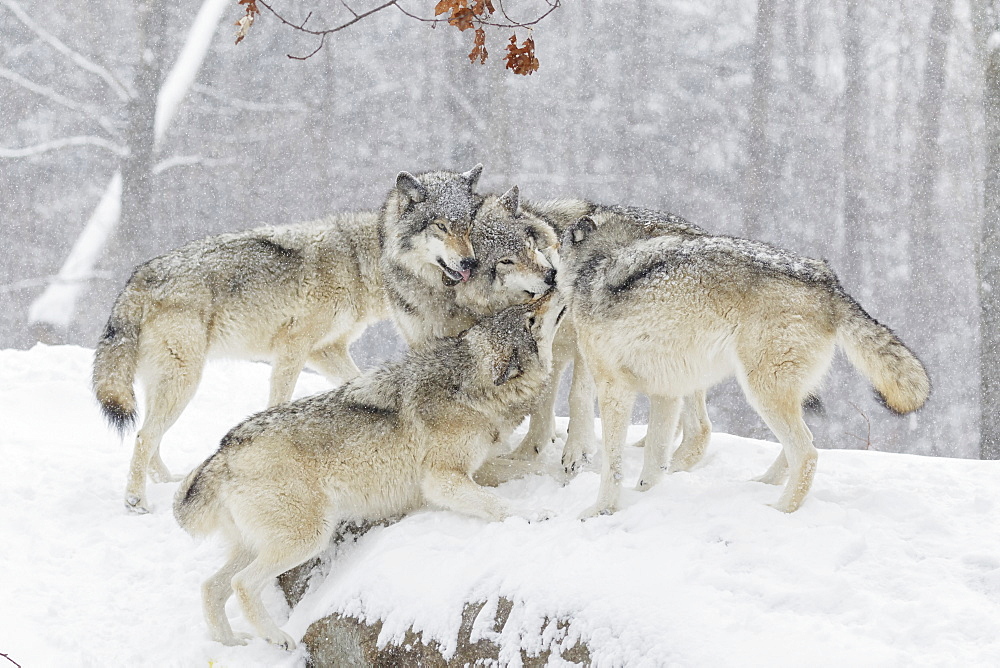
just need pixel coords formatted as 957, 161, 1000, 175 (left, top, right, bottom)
380, 165, 486, 345
503, 199, 714, 474
561, 210, 930, 515
173, 291, 567, 649
95, 167, 485, 514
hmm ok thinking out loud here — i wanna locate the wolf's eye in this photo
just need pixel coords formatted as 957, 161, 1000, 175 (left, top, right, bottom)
498, 258, 516, 266
433, 222, 448, 233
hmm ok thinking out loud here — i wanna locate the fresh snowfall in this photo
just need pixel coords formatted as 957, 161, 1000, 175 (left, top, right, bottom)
2, 344, 999, 667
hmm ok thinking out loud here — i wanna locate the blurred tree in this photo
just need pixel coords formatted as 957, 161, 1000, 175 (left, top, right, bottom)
975, 0, 1000, 459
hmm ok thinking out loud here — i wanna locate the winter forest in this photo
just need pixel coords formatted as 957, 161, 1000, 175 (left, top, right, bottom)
3, 0, 1000, 460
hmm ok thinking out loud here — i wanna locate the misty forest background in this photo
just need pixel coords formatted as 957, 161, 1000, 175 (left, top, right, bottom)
4, 0, 1000, 460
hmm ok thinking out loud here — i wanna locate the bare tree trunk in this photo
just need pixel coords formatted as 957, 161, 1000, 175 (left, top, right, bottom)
743, 0, 777, 239
976, 1, 1000, 459
910, 0, 954, 303
108, 0, 168, 271
841, 0, 866, 283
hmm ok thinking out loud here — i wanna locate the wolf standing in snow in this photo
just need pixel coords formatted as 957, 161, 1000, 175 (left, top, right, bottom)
173, 291, 567, 649
561, 210, 930, 515
93, 167, 484, 514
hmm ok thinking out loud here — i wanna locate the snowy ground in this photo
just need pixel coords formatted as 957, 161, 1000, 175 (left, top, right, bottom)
3, 344, 1000, 667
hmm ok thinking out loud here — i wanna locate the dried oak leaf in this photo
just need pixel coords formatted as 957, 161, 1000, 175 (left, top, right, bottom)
434, 0, 465, 16
470, 0, 495, 16
505, 35, 539, 75
235, 0, 259, 45
448, 7, 476, 31
469, 27, 488, 64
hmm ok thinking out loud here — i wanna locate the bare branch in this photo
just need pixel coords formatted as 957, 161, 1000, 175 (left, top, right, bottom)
1, 652, 22, 668
0, 0, 132, 101
0, 67, 118, 134
0, 271, 117, 294
0, 136, 128, 159
251, 0, 560, 61
152, 154, 239, 174
191, 83, 308, 112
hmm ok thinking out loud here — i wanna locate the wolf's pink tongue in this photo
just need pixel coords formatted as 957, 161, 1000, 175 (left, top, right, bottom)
459, 268, 471, 282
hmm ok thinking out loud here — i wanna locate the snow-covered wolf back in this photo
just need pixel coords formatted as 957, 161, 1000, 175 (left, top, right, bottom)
93, 167, 485, 514
561, 210, 930, 515
173, 291, 566, 649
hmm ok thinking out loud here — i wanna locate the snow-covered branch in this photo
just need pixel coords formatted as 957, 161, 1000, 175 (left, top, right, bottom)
154, 0, 229, 144
0, 136, 128, 159
0, 67, 118, 134
0, 0, 132, 101
28, 172, 122, 329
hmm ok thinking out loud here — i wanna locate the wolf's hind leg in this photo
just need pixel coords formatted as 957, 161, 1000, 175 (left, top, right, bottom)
753, 451, 788, 485
637, 395, 681, 491
741, 373, 816, 511
203, 543, 255, 646
669, 390, 712, 472
125, 336, 205, 513
307, 340, 361, 385
231, 530, 331, 650
422, 468, 511, 522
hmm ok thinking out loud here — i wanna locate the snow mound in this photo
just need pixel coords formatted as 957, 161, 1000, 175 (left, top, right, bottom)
2, 344, 999, 666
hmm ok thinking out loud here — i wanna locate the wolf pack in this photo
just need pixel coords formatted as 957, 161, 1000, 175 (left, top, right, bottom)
92, 165, 930, 649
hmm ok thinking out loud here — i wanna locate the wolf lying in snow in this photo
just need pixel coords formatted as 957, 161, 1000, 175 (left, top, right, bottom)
560, 210, 930, 515
174, 291, 567, 649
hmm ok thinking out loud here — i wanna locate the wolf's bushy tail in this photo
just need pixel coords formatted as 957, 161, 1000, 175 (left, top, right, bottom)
173, 460, 222, 537
836, 296, 930, 415
92, 282, 145, 434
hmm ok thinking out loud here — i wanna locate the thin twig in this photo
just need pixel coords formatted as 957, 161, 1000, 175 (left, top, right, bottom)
847, 401, 873, 450
0, 653, 20, 668
256, 0, 561, 60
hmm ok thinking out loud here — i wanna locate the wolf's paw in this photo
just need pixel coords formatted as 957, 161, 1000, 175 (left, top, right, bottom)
668, 455, 697, 473
635, 472, 663, 492
124, 494, 149, 515
218, 631, 253, 646
560, 442, 591, 476
508, 433, 552, 460
630, 435, 647, 448
753, 471, 785, 486
579, 503, 616, 520
265, 629, 297, 650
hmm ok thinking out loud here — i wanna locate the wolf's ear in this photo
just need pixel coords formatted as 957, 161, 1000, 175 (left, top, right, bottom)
492, 346, 522, 386
396, 171, 428, 204
499, 185, 520, 215
462, 163, 484, 188
567, 216, 597, 245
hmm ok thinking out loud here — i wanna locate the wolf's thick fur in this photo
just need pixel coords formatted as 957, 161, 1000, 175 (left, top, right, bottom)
380, 165, 484, 345
174, 292, 566, 649
508, 199, 714, 471
96, 167, 485, 514
562, 211, 930, 515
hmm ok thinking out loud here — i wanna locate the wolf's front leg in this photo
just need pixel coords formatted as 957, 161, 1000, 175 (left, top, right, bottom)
581, 381, 635, 519
422, 468, 511, 522
508, 358, 566, 460
561, 351, 596, 475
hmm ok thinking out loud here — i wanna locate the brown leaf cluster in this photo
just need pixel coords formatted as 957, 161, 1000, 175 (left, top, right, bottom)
505, 35, 539, 75
235, 0, 260, 45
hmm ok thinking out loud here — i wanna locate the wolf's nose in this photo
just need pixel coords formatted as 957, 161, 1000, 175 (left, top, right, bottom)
461, 258, 478, 272
544, 268, 557, 286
